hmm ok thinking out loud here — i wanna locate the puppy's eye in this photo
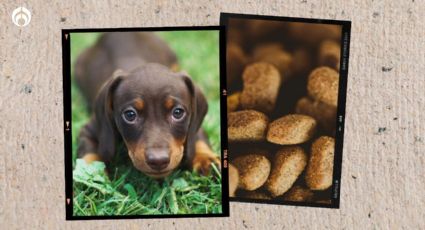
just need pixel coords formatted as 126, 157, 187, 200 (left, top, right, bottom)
122, 109, 137, 122
172, 107, 185, 120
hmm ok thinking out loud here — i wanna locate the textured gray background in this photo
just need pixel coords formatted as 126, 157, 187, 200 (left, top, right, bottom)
0, 0, 424, 229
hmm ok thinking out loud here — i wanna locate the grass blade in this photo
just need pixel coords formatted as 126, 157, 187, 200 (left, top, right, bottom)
167, 188, 179, 214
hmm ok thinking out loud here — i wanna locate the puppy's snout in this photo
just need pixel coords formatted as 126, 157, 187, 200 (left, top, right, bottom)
146, 148, 170, 171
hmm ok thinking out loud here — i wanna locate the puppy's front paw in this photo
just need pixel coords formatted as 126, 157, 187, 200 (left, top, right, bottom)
192, 141, 221, 176
82, 152, 102, 164
82, 153, 109, 176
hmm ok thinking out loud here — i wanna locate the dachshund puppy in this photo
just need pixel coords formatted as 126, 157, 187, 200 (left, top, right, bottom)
75, 32, 220, 178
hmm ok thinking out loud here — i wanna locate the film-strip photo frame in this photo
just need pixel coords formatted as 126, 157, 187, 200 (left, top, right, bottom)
222, 13, 351, 208
62, 26, 229, 220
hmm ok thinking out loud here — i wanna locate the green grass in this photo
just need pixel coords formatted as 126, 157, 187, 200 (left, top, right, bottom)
70, 31, 222, 216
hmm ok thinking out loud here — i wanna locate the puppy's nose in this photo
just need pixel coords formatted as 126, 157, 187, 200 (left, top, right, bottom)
146, 148, 170, 171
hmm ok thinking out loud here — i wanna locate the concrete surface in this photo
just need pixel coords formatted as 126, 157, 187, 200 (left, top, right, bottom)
0, 0, 423, 229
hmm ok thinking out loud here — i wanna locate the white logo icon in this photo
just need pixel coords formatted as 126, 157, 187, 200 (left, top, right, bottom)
12, 7, 31, 27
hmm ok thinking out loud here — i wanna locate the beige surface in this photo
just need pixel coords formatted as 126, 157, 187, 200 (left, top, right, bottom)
0, 0, 424, 229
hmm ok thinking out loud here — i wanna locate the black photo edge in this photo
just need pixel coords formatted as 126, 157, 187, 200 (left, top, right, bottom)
220, 12, 352, 209
62, 26, 230, 220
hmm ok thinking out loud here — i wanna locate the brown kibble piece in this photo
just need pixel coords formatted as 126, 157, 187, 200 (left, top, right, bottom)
227, 43, 247, 85
245, 20, 287, 43
252, 49, 293, 80
242, 191, 271, 200
233, 154, 271, 191
228, 19, 250, 49
228, 110, 269, 142
240, 62, 281, 113
282, 186, 314, 202
227, 29, 244, 47
229, 163, 239, 197
265, 146, 307, 197
307, 67, 339, 107
295, 97, 336, 134
305, 136, 335, 190
291, 48, 313, 77
319, 40, 341, 71
252, 43, 284, 59
288, 23, 342, 46
267, 114, 316, 145
227, 92, 240, 112
247, 19, 286, 35
229, 18, 249, 30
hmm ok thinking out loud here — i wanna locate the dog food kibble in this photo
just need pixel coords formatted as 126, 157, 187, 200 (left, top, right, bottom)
228, 163, 239, 197
240, 62, 281, 113
307, 67, 339, 107
295, 97, 336, 133
291, 48, 313, 77
228, 29, 244, 47
233, 154, 271, 191
266, 114, 317, 145
305, 136, 335, 190
228, 110, 269, 142
227, 43, 247, 85
227, 92, 241, 113
252, 43, 285, 59
226, 18, 342, 204
242, 191, 272, 200
252, 46, 293, 80
283, 185, 314, 202
319, 40, 341, 71
246, 20, 287, 42
265, 146, 307, 196
288, 22, 342, 46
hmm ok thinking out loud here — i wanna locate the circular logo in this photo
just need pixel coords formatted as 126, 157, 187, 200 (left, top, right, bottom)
12, 7, 31, 27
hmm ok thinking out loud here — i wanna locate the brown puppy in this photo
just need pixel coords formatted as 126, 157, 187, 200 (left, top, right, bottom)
75, 32, 220, 178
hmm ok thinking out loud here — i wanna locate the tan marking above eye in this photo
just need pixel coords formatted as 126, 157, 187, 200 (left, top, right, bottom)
164, 97, 174, 110
134, 98, 144, 111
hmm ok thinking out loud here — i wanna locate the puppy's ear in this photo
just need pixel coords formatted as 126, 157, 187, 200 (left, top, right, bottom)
94, 69, 127, 162
180, 73, 208, 166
